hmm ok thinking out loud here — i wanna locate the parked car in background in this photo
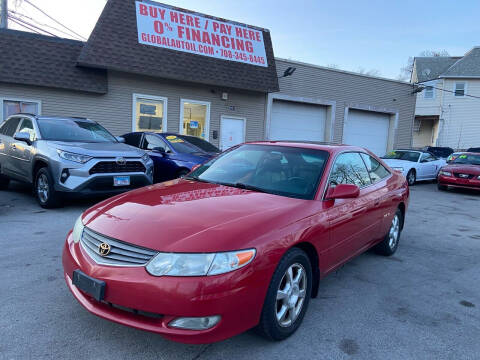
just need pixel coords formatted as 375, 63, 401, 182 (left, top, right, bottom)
381, 149, 446, 185
63, 142, 409, 344
438, 152, 480, 191
446, 152, 464, 163
122, 132, 219, 183
0, 114, 153, 208
423, 146, 454, 159
467, 147, 480, 153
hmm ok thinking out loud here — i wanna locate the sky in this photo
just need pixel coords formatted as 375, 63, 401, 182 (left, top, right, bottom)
5, 0, 480, 80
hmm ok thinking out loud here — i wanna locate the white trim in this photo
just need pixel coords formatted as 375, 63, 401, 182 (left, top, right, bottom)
179, 99, 211, 141
265, 93, 336, 142
0, 97, 42, 122
132, 93, 168, 132
453, 81, 467, 97
219, 115, 246, 151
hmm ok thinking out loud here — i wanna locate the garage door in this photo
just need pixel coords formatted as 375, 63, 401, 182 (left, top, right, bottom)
269, 100, 326, 141
343, 109, 390, 156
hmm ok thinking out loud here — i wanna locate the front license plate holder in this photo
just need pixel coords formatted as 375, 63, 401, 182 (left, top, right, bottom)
72, 270, 105, 301
114, 175, 130, 186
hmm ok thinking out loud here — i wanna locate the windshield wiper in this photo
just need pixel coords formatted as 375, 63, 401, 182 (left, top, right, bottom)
183, 175, 212, 184
232, 182, 268, 193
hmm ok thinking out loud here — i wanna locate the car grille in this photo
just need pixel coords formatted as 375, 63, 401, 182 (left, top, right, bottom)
89, 161, 146, 175
80, 227, 158, 267
454, 172, 474, 179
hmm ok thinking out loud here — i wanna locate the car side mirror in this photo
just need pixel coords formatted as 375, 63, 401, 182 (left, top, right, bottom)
152, 147, 166, 155
13, 132, 32, 146
116, 136, 125, 143
325, 184, 360, 200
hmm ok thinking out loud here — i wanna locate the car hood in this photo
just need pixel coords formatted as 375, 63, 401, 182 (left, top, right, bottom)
82, 179, 309, 253
48, 141, 145, 158
443, 164, 480, 175
382, 159, 416, 168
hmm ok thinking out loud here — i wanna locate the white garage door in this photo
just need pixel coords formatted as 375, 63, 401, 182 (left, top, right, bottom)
269, 100, 326, 141
343, 110, 390, 156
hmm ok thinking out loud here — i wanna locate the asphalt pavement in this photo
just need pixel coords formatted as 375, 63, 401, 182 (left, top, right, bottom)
0, 181, 479, 360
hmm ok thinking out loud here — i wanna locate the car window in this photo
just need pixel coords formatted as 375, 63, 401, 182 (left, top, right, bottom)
164, 135, 204, 154
360, 153, 390, 183
420, 153, 435, 162
0, 117, 21, 137
37, 119, 117, 142
17, 118, 36, 142
123, 133, 142, 147
329, 152, 371, 188
188, 144, 329, 200
382, 150, 420, 162
143, 134, 169, 151
452, 153, 480, 165
177, 135, 220, 153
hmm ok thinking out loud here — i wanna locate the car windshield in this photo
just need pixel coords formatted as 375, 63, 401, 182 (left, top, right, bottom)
186, 144, 329, 200
37, 119, 117, 143
178, 135, 220, 153
452, 154, 480, 165
163, 135, 205, 154
382, 151, 420, 162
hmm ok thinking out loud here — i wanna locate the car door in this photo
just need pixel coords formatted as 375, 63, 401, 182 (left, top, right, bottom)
418, 153, 437, 179
323, 152, 377, 271
9, 118, 37, 180
142, 134, 178, 182
0, 117, 22, 176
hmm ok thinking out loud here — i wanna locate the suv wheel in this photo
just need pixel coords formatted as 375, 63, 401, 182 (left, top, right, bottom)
0, 175, 10, 190
257, 248, 312, 341
35, 168, 62, 208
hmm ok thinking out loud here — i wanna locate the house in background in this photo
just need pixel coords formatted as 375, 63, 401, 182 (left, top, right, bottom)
412, 47, 480, 150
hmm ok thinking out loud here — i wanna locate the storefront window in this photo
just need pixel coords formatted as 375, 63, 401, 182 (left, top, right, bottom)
2, 99, 39, 121
181, 100, 210, 140
134, 95, 166, 132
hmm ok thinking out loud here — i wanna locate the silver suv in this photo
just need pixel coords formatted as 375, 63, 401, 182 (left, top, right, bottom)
0, 114, 153, 208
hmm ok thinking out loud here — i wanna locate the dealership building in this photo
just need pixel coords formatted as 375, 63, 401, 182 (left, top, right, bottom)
0, 0, 416, 155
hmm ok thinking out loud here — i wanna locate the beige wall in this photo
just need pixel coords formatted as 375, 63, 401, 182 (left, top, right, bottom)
275, 59, 417, 149
413, 118, 435, 148
0, 71, 267, 148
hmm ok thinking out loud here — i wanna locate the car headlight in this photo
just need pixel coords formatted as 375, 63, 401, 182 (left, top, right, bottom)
439, 170, 452, 177
146, 249, 256, 277
392, 167, 404, 172
141, 153, 150, 163
477, 175, 480, 180
58, 150, 92, 164
72, 215, 84, 243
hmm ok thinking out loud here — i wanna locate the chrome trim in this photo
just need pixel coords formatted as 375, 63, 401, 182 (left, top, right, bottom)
80, 227, 158, 267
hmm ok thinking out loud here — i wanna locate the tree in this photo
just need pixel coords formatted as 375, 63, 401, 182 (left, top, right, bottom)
398, 50, 450, 82
356, 67, 381, 77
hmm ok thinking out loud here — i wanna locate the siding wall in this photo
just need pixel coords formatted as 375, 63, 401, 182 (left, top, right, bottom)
275, 59, 417, 149
0, 71, 267, 147
415, 80, 442, 116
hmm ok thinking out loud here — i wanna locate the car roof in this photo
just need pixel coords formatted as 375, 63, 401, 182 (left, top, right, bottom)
245, 141, 369, 154
35, 116, 94, 122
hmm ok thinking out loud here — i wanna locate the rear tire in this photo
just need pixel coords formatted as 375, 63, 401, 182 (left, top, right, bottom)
374, 208, 403, 256
0, 175, 10, 190
257, 248, 312, 341
406, 169, 416, 186
35, 168, 62, 208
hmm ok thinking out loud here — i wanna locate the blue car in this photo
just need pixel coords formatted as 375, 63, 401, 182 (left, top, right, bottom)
122, 132, 219, 183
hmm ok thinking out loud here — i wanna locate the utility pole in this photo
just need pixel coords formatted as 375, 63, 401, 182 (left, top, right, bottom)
0, 0, 7, 29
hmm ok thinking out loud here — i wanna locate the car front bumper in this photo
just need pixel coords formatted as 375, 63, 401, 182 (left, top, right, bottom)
438, 175, 480, 190
62, 232, 270, 344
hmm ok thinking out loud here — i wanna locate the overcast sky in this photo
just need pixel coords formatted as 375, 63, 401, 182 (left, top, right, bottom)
6, 0, 480, 80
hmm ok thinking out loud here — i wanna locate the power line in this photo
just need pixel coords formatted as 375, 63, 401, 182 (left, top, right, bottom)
23, 0, 86, 40
414, 83, 480, 100
8, 14, 59, 37
8, 16, 42, 34
8, 9, 84, 40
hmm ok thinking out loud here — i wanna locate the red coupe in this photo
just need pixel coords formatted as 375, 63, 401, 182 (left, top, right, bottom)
62, 142, 409, 344
438, 152, 480, 191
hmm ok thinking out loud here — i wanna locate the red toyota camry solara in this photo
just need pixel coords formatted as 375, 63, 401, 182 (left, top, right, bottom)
62, 142, 409, 344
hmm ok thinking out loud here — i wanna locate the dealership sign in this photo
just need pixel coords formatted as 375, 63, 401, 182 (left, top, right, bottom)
135, 1, 268, 67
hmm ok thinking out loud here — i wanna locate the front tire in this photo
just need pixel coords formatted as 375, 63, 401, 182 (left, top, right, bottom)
0, 175, 10, 190
437, 183, 448, 191
257, 248, 312, 341
35, 168, 62, 208
406, 169, 416, 186
374, 208, 402, 256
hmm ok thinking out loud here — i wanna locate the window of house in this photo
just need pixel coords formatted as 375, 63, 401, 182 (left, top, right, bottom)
454, 82, 466, 97
329, 152, 371, 188
180, 99, 210, 140
2, 99, 40, 121
424, 86, 434, 99
133, 94, 167, 132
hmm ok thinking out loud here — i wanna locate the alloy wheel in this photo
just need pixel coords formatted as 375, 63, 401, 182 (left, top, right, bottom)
275, 263, 307, 327
37, 174, 49, 203
388, 214, 400, 249
408, 171, 415, 185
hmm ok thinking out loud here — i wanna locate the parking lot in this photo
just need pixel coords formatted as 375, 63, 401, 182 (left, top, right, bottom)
0, 181, 479, 360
